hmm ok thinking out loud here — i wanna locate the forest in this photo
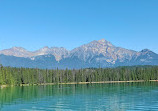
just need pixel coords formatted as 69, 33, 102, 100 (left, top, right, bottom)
0, 64, 158, 85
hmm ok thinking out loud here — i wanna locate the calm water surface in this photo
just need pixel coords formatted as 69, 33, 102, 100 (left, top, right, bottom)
0, 82, 158, 111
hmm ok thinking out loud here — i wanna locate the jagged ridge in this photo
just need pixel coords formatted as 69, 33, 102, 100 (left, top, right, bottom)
0, 39, 158, 69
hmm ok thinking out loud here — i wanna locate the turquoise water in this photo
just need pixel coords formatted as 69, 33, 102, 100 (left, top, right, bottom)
0, 82, 158, 111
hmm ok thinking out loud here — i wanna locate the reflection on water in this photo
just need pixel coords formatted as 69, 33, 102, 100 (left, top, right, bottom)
0, 82, 158, 111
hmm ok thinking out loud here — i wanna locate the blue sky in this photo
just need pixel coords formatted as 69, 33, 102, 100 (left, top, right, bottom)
0, 0, 158, 53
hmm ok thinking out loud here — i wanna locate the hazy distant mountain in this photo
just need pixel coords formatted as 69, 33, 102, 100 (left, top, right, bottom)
0, 39, 158, 69
0, 46, 69, 61
33, 47, 69, 61
0, 47, 32, 57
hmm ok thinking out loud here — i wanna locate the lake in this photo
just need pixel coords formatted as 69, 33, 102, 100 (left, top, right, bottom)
0, 82, 158, 111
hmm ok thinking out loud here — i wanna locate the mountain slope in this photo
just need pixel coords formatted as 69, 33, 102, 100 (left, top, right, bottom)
69, 39, 137, 66
0, 46, 69, 61
0, 39, 158, 69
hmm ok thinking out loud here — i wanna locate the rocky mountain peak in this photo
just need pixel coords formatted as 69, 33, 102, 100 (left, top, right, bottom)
98, 39, 106, 43
33, 47, 69, 61
97, 39, 113, 47
0, 47, 31, 57
39, 46, 50, 51
85, 39, 113, 47
0, 39, 158, 69
141, 49, 151, 53
11, 47, 27, 51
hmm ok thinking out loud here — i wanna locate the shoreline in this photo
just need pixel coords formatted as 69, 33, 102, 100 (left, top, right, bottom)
1, 80, 158, 88
0, 80, 158, 89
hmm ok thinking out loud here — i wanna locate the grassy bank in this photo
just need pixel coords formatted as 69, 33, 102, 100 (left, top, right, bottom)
1, 80, 158, 89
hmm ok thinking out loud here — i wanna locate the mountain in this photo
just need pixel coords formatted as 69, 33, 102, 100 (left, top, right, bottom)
0, 39, 158, 69
33, 47, 69, 61
0, 47, 32, 57
70, 39, 137, 65
0, 46, 69, 61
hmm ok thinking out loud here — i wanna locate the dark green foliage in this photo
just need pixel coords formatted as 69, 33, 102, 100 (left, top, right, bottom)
0, 65, 158, 85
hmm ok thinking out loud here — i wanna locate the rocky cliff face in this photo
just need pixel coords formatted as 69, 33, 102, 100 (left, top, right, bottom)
0, 47, 32, 57
33, 47, 69, 61
0, 39, 158, 69
69, 39, 137, 65
0, 46, 69, 61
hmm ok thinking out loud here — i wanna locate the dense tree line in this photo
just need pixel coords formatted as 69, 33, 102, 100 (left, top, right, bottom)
0, 64, 158, 85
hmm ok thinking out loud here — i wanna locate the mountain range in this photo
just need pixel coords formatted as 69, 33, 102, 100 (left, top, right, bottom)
0, 39, 158, 69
